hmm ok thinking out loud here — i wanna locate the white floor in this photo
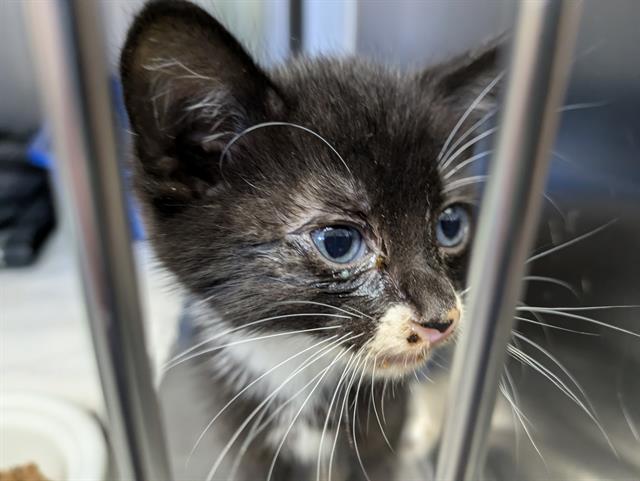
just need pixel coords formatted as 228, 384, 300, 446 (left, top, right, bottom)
0, 227, 183, 417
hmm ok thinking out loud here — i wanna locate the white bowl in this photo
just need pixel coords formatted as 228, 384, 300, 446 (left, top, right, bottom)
0, 392, 107, 480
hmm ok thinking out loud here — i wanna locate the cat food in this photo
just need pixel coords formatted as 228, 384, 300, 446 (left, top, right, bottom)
0, 463, 51, 481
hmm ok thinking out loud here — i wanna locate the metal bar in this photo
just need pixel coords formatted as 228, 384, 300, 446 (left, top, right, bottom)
289, 0, 304, 54
435, 1, 582, 480
23, 1, 172, 480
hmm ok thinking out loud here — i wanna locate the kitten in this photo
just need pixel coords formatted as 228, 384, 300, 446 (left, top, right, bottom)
120, 1, 500, 480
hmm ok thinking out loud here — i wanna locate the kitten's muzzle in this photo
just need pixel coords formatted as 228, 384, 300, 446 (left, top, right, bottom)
409, 307, 459, 346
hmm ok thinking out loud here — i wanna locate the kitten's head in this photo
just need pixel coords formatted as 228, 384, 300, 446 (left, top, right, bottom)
121, 0, 500, 378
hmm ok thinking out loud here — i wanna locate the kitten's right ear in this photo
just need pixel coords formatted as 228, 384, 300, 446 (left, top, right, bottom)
120, 0, 284, 208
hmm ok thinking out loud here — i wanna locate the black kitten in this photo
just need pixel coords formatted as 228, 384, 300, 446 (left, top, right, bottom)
121, 1, 500, 480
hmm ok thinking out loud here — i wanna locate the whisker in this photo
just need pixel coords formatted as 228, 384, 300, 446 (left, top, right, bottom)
524, 275, 579, 298
442, 150, 493, 180
508, 344, 590, 415
163, 325, 342, 373
233, 348, 356, 481
437, 71, 505, 162
185, 335, 339, 465
328, 353, 366, 481
442, 175, 487, 193
440, 127, 498, 172
618, 390, 640, 442
521, 305, 640, 312
165, 312, 350, 367
440, 109, 496, 169
220, 121, 352, 180
517, 307, 640, 339
370, 359, 394, 452
501, 368, 521, 458
527, 220, 617, 263
557, 100, 609, 113
514, 316, 598, 336
499, 377, 547, 466
205, 334, 361, 481
266, 348, 352, 481
351, 356, 373, 481
542, 192, 566, 224
511, 331, 618, 456
276, 300, 373, 320
381, 379, 389, 425
316, 352, 358, 481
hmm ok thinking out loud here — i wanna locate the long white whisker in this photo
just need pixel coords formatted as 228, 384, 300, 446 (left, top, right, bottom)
220, 121, 352, 179
557, 100, 609, 112
524, 275, 579, 297
186, 335, 338, 465
499, 378, 547, 466
233, 348, 356, 481
437, 71, 504, 162
618, 390, 640, 442
328, 353, 366, 481
276, 300, 369, 320
501, 368, 521, 458
440, 110, 496, 168
511, 331, 618, 456
266, 348, 352, 481
164, 325, 341, 373
370, 359, 394, 452
351, 356, 373, 481
440, 127, 498, 172
527, 220, 617, 263
508, 344, 589, 414
543, 192, 566, 223
442, 175, 488, 193
316, 352, 357, 481
204, 334, 361, 481
381, 379, 389, 424
521, 305, 640, 311
514, 316, 598, 336
516, 307, 640, 339
165, 312, 349, 367
442, 150, 493, 180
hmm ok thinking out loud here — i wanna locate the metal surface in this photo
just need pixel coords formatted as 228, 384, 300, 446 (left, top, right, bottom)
23, 1, 172, 480
435, 2, 583, 480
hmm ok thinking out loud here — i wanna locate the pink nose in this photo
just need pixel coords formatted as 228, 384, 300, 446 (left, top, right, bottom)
410, 307, 459, 346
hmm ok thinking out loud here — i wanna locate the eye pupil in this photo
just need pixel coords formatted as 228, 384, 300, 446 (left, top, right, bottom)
311, 225, 365, 264
439, 216, 461, 239
436, 205, 469, 249
324, 228, 353, 259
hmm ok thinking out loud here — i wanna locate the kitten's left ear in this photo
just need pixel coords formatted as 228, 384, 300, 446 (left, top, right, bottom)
424, 37, 506, 115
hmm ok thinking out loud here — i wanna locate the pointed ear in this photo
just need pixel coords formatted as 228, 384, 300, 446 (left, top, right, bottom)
425, 37, 505, 116
120, 0, 285, 211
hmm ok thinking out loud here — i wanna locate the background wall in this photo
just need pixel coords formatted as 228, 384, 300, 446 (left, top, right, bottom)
0, 1, 40, 133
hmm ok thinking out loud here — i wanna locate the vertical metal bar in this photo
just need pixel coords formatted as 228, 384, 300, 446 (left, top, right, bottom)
289, 0, 304, 54
435, 1, 582, 480
23, 1, 172, 480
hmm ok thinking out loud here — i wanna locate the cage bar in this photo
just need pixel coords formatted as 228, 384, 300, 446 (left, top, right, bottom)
435, 1, 583, 480
23, 1, 172, 480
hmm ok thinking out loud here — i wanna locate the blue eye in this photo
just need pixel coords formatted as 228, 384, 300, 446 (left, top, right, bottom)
311, 225, 366, 264
436, 205, 470, 248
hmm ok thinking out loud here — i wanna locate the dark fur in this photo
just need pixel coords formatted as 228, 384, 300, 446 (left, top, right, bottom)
121, 1, 500, 479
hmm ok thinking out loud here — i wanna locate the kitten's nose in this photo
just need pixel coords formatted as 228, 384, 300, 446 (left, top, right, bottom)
409, 307, 459, 346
